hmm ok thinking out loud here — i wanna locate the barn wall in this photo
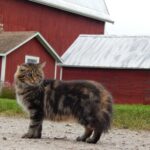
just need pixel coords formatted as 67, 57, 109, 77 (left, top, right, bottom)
0, 57, 2, 79
0, 0, 105, 56
5, 38, 55, 83
62, 67, 150, 104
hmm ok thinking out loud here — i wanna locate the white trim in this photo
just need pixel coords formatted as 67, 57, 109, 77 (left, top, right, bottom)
1, 56, 7, 82
104, 22, 106, 34
0, 54, 6, 56
6, 33, 38, 56
29, 0, 114, 23
0, 32, 62, 63
36, 33, 62, 63
54, 61, 57, 79
58, 63, 150, 70
25, 55, 40, 64
60, 67, 63, 80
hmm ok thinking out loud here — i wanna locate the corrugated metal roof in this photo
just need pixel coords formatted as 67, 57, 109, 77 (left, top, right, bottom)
29, 0, 113, 23
61, 35, 150, 69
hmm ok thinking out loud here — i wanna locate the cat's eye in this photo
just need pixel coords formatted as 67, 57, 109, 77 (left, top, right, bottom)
26, 72, 32, 77
20, 69, 25, 72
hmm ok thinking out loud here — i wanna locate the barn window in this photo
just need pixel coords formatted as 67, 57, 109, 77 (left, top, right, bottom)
25, 55, 40, 64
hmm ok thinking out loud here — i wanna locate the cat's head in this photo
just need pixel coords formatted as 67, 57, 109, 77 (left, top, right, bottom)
14, 62, 46, 86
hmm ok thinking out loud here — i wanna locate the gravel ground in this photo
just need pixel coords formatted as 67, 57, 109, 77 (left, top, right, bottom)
0, 117, 150, 150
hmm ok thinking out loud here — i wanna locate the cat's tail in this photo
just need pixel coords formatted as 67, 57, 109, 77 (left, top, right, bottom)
98, 86, 113, 133
88, 81, 113, 133
94, 85, 113, 132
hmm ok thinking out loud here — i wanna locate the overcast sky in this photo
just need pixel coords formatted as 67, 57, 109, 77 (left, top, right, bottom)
105, 0, 150, 35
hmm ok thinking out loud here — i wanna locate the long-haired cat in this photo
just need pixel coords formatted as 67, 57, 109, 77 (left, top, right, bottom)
14, 62, 113, 144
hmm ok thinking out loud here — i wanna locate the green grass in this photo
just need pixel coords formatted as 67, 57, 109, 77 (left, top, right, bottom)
113, 104, 150, 130
0, 86, 16, 99
0, 98, 150, 130
0, 98, 25, 117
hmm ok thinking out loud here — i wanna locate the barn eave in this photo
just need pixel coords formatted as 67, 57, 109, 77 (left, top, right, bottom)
0, 32, 62, 63
36, 33, 63, 63
29, 0, 114, 23
58, 64, 150, 70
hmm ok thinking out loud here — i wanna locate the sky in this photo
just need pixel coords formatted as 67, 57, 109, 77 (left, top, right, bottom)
105, 0, 150, 35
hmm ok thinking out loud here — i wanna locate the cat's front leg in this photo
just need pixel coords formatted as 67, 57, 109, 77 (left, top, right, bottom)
22, 110, 43, 139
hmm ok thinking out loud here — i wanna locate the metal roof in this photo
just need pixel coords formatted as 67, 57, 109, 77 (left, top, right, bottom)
61, 35, 150, 69
0, 31, 62, 63
29, 0, 113, 23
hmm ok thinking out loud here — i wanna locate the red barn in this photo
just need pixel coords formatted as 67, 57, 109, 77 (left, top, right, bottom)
0, 0, 113, 55
0, 31, 61, 84
60, 35, 150, 105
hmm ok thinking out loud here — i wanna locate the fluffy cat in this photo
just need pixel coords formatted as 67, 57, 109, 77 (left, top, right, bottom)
14, 62, 113, 144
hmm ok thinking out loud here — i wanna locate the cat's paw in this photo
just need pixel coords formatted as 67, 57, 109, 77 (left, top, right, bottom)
76, 136, 86, 142
22, 133, 41, 139
86, 138, 97, 144
22, 133, 32, 138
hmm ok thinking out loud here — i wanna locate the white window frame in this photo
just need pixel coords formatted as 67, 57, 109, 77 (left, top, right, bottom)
25, 55, 40, 64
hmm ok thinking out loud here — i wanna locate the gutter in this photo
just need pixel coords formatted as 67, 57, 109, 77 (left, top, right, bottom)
29, 0, 114, 23
58, 63, 150, 70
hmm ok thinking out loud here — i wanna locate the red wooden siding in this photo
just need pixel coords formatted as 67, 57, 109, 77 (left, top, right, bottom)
0, 57, 2, 78
0, 0, 104, 56
56, 66, 61, 80
62, 67, 150, 104
5, 38, 55, 83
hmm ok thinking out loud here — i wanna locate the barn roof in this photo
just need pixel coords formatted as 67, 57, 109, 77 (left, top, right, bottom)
61, 35, 150, 69
29, 0, 113, 23
0, 31, 62, 63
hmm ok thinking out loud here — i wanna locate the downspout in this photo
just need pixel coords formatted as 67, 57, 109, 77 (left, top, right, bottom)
1, 56, 6, 82
60, 67, 63, 80
54, 60, 57, 79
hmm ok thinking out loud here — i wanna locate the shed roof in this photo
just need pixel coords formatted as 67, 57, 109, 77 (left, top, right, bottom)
0, 31, 62, 63
61, 35, 150, 69
29, 0, 113, 23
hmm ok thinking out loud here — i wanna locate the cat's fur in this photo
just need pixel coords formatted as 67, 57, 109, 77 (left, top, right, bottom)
14, 63, 113, 144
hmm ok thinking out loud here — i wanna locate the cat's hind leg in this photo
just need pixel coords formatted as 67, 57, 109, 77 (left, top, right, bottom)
86, 127, 103, 144
76, 127, 93, 142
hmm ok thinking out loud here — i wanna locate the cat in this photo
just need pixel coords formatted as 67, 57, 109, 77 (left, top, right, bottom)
14, 62, 113, 144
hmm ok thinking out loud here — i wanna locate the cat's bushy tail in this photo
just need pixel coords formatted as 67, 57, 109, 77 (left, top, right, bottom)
98, 87, 113, 133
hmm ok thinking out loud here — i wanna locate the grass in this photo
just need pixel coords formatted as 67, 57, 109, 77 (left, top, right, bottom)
0, 98, 149, 130
113, 104, 150, 130
0, 84, 16, 99
0, 98, 25, 117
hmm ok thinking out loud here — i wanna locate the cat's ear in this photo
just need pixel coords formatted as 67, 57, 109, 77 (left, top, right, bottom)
39, 62, 46, 69
17, 65, 20, 70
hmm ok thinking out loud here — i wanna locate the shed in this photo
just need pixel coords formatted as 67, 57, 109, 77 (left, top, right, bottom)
60, 35, 150, 104
0, 31, 62, 84
0, 0, 113, 55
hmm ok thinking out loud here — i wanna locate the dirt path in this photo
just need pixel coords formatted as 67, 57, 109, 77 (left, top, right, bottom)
0, 117, 149, 150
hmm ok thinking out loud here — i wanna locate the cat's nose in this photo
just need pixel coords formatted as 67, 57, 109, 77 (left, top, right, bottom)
31, 80, 35, 83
